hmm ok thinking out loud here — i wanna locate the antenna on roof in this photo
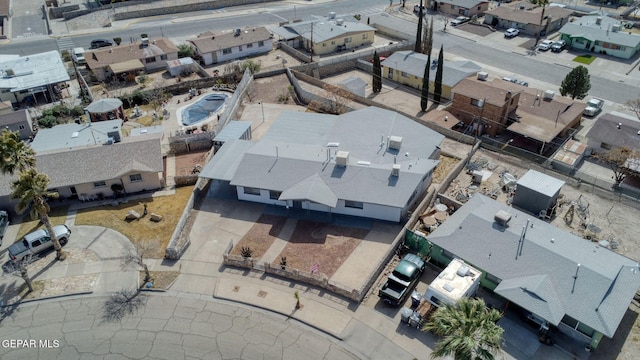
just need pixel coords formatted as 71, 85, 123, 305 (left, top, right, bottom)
571, 263, 581, 294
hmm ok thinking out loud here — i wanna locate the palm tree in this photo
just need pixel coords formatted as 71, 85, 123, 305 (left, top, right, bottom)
11, 168, 67, 260
422, 297, 504, 360
0, 130, 35, 175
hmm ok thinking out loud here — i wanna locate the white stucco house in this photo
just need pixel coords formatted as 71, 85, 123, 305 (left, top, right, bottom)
188, 27, 273, 66
200, 107, 444, 222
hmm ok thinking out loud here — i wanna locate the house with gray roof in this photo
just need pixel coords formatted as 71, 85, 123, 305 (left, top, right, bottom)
381, 51, 481, 101
272, 16, 375, 56
0, 51, 70, 105
484, 1, 573, 36
0, 131, 163, 210
200, 107, 444, 222
30, 119, 123, 153
558, 15, 640, 59
426, 194, 640, 349
188, 27, 273, 66
585, 113, 640, 154
432, 0, 489, 18
0, 109, 35, 140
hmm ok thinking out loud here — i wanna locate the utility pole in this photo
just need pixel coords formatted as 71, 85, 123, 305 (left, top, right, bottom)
310, 22, 314, 62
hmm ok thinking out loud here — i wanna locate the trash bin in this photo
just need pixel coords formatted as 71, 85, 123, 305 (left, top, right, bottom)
411, 290, 421, 309
400, 307, 413, 324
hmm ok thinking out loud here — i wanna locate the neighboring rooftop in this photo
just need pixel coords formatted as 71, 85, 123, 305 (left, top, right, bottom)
0, 51, 69, 92
428, 258, 482, 304
272, 17, 375, 42
30, 120, 123, 153
189, 27, 272, 53
85, 38, 178, 67
485, 1, 573, 25
586, 113, 640, 149
559, 15, 640, 47
382, 51, 481, 88
516, 169, 565, 197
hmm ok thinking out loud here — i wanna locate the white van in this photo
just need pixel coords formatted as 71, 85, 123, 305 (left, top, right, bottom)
72, 47, 86, 65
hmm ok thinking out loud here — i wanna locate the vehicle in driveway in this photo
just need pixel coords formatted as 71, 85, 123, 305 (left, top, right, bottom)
504, 28, 519, 38
450, 16, 470, 27
8, 225, 71, 262
72, 47, 86, 65
551, 40, 567, 52
538, 40, 554, 51
583, 98, 604, 117
379, 253, 425, 307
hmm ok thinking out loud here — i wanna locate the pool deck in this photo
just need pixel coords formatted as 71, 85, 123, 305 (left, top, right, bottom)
175, 92, 229, 130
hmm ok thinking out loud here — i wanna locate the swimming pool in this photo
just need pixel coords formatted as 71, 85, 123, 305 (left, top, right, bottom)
180, 93, 228, 126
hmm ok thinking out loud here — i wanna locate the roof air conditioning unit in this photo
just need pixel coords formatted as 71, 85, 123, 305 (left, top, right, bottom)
477, 71, 488, 81
543, 90, 554, 100
596, 17, 603, 25
456, 265, 470, 277
392, 164, 401, 177
336, 151, 349, 166
612, 24, 620, 32
235, 29, 241, 36
336, 19, 344, 26
494, 210, 512, 226
388, 136, 403, 150
328, 12, 336, 19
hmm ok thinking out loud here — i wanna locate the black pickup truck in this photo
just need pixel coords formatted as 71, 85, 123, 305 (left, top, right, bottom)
379, 253, 426, 307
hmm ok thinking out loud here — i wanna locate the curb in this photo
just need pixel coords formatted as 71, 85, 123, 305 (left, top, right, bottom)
1, 291, 94, 307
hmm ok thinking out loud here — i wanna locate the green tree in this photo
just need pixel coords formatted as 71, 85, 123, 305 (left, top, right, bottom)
113, 37, 122, 46
11, 168, 67, 260
241, 60, 261, 74
423, 298, 504, 360
177, 44, 195, 59
531, 0, 550, 46
559, 65, 590, 100
372, 51, 382, 93
593, 146, 640, 188
434, 45, 444, 103
420, 53, 431, 112
0, 130, 36, 174
423, 16, 434, 56
415, 0, 424, 52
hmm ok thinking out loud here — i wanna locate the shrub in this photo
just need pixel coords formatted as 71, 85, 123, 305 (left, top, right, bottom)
38, 115, 57, 128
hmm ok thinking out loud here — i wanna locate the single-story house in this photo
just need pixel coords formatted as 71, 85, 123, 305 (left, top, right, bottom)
558, 15, 640, 59
431, 0, 489, 18
0, 51, 70, 105
450, 78, 585, 154
484, 2, 573, 36
427, 193, 640, 349
0, 109, 35, 140
188, 27, 273, 66
272, 16, 375, 56
30, 119, 123, 153
200, 107, 444, 222
85, 38, 179, 81
585, 113, 640, 154
381, 51, 481, 101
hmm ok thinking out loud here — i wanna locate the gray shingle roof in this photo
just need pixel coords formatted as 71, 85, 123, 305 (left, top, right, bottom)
382, 51, 481, 88
189, 27, 272, 53
276, 19, 375, 43
427, 194, 640, 337
201, 107, 443, 208
30, 120, 123, 153
438, 0, 487, 9
279, 173, 338, 207
86, 98, 123, 113
559, 16, 640, 47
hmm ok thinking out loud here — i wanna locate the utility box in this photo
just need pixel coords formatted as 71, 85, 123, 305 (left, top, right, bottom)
512, 169, 564, 216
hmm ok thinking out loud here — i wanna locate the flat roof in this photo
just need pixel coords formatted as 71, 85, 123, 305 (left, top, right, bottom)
427, 258, 482, 304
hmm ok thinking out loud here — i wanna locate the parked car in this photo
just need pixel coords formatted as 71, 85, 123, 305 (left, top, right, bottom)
450, 16, 470, 27
90, 39, 113, 49
8, 225, 71, 262
0, 210, 9, 245
504, 28, 519, 38
502, 77, 528, 87
379, 253, 425, 307
538, 40, 554, 51
583, 98, 604, 117
72, 47, 86, 65
551, 40, 567, 52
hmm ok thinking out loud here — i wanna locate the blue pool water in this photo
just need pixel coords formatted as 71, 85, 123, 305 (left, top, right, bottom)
181, 93, 228, 126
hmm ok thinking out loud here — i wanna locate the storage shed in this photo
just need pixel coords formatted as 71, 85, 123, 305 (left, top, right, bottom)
166, 57, 195, 77
213, 121, 252, 149
512, 170, 565, 217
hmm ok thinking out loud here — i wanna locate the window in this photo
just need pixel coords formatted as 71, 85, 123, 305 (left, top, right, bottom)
362, 33, 368, 39
243, 187, 261, 195
247, 43, 253, 48
471, 98, 482, 106
331, 40, 336, 45
222, 48, 232, 54
477, 6, 481, 10
18, 125, 25, 130
401, 71, 408, 77
160, 54, 168, 60
451, 5, 456, 9
322, 42, 326, 47
93, 181, 106, 188
32, 240, 42, 247
129, 174, 142, 182
388, 68, 393, 79
269, 190, 281, 200
344, 200, 363, 209
344, 37, 352, 43
258, 41, 264, 47
239, 45, 243, 51
145, 57, 156, 64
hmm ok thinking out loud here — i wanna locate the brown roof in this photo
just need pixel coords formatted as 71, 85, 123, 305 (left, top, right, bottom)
188, 27, 272, 53
485, 1, 573, 25
552, 139, 587, 166
85, 38, 178, 69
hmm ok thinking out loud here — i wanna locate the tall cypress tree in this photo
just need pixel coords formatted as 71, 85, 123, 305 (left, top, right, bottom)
434, 45, 444, 103
372, 51, 382, 93
420, 52, 431, 112
415, 0, 423, 52
421, 17, 429, 54
427, 17, 434, 55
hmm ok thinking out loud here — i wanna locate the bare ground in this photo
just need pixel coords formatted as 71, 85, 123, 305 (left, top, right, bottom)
230, 214, 288, 259
174, 150, 211, 177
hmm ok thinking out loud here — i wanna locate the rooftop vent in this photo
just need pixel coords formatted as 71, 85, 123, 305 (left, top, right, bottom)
235, 28, 241, 36
392, 163, 401, 177
494, 210, 512, 226
456, 265, 470, 277
443, 283, 454, 292
327, 142, 340, 147
336, 151, 349, 166
388, 136, 403, 150
543, 90, 554, 100
328, 12, 336, 19
596, 17, 603, 25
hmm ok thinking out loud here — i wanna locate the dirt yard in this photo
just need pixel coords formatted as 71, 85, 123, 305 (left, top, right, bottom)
231, 214, 288, 259
174, 150, 211, 177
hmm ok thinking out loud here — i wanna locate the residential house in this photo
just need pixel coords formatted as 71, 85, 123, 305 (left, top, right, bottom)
272, 16, 375, 56
426, 194, 640, 349
484, 1, 573, 36
188, 27, 273, 66
0, 51, 70, 105
381, 51, 481, 101
0, 121, 164, 210
558, 15, 640, 59
450, 78, 584, 154
0, 109, 35, 140
200, 107, 444, 222
585, 113, 640, 154
431, 0, 489, 18
85, 38, 179, 81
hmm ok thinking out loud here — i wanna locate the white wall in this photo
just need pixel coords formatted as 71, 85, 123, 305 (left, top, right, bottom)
214, 39, 273, 64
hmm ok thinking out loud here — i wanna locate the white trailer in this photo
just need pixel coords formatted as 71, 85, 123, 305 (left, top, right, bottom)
424, 258, 482, 307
